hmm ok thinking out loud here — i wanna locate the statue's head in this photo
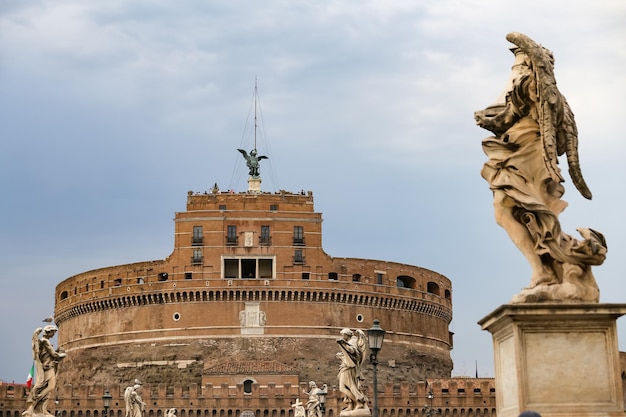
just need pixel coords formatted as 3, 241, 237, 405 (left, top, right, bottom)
340, 328, 353, 339
251, 149, 257, 156
43, 325, 58, 336
309, 381, 317, 388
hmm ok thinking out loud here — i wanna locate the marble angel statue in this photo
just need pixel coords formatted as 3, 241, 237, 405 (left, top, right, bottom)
23, 326, 66, 417
303, 381, 328, 417
474, 32, 607, 303
124, 379, 146, 417
336, 328, 369, 416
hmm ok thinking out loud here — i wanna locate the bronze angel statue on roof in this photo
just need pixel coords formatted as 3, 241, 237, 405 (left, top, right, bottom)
474, 32, 606, 303
238, 148, 268, 178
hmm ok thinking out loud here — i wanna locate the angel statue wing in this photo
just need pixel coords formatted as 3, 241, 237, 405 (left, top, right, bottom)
505, 32, 592, 200
354, 329, 367, 367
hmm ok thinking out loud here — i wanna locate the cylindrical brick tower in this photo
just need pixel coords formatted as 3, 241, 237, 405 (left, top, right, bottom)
54, 189, 453, 388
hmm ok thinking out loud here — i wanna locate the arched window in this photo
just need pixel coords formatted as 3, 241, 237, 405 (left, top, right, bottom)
427, 281, 440, 296
396, 275, 416, 289
243, 379, 254, 394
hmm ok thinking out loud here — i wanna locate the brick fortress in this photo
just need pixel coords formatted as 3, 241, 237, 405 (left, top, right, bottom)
54, 185, 453, 386
0, 157, 501, 417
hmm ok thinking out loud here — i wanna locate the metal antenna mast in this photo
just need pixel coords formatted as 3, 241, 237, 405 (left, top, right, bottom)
254, 76, 258, 151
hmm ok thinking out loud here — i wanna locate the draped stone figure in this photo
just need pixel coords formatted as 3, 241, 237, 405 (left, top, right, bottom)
124, 379, 145, 417
336, 329, 369, 416
474, 32, 607, 303
23, 326, 66, 417
303, 381, 327, 417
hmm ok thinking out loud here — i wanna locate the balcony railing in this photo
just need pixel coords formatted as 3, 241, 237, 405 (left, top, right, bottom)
226, 236, 238, 246
192, 237, 204, 246
293, 237, 305, 246
191, 256, 204, 265
259, 236, 272, 246
293, 256, 306, 265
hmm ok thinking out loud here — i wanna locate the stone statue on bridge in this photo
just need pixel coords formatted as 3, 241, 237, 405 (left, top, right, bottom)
474, 32, 607, 303
336, 328, 369, 416
23, 326, 66, 417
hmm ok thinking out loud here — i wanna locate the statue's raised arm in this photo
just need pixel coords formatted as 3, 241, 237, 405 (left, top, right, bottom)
474, 32, 606, 303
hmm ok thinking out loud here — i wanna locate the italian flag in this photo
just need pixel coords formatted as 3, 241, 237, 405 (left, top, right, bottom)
26, 363, 34, 389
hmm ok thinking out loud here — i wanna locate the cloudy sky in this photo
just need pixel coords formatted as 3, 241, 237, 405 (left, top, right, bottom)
1, 0, 625, 383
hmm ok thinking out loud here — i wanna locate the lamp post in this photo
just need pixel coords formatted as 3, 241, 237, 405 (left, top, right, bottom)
318, 386, 327, 416
102, 390, 112, 417
422, 387, 438, 417
367, 319, 385, 417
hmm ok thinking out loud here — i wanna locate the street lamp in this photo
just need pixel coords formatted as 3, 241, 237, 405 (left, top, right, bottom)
367, 319, 385, 417
422, 387, 438, 417
317, 386, 327, 416
102, 390, 112, 417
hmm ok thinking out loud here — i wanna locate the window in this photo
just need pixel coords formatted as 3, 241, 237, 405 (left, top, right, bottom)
397, 275, 416, 289
158, 273, 168, 281
114, 279, 122, 287
60, 291, 69, 300
293, 226, 304, 245
137, 277, 144, 284
427, 281, 441, 296
328, 272, 338, 280
192, 249, 203, 265
260, 225, 271, 245
243, 379, 254, 394
293, 249, 304, 264
226, 225, 238, 245
222, 257, 275, 279
192, 226, 203, 245
242, 259, 256, 278
100, 280, 105, 289
302, 272, 310, 280
269, 205, 277, 211
376, 273, 384, 285
259, 259, 273, 278
219, 204, 227, 210
352, 274, 361, 282
185, 272, 192, 280
224, 259, 238, 278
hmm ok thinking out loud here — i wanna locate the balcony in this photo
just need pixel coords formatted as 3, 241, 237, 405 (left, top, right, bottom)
191, 256, 204, 265
293, 237, 305, 246
293, 255, 306, 265
225, 236, 238, 246
259, 236, 272, 246
192, 237, 204, 246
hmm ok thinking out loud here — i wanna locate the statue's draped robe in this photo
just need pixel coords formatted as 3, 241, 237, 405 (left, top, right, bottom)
337, 338, 366, 410
481, 116, 605, 272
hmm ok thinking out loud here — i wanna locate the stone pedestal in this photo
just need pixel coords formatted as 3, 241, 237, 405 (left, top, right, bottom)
479, 304, 626, 417
248, 177, 261, 193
